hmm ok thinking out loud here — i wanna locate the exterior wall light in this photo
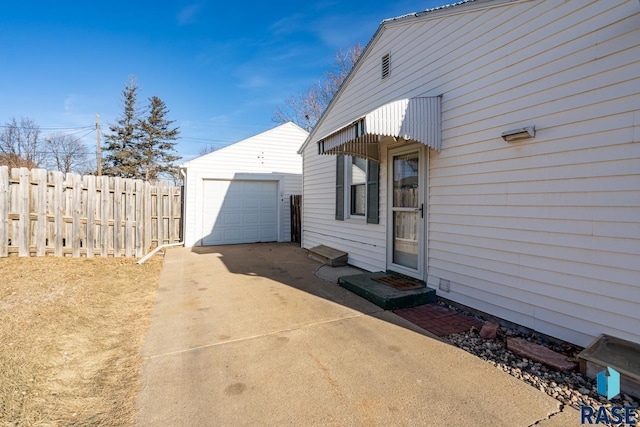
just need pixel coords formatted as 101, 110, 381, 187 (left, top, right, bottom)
501, 126, 535, 142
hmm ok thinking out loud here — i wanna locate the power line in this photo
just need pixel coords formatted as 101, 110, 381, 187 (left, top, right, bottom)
70, 128, 96, 141
0, 124, 94, 131
42, 127, 96, 137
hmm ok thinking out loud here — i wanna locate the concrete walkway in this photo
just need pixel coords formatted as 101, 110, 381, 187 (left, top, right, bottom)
135, 243, 579, 426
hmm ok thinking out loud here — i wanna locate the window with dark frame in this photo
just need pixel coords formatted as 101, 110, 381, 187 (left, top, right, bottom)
350, 156, 367, 216
336, 154, 379, 224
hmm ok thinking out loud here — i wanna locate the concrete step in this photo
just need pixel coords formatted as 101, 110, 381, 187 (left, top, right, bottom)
307, 245, 348, 267
338, 272, 436, 310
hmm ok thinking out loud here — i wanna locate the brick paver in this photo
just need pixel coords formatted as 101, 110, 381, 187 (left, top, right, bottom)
394, 303, 484, 337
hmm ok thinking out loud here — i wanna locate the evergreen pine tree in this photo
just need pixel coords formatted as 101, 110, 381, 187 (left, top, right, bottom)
102, 77, 142, 178
139, 96, 181, 181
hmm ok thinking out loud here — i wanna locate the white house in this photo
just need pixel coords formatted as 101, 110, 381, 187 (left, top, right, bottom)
299, 0, 640, 347
181, 122, 308, 247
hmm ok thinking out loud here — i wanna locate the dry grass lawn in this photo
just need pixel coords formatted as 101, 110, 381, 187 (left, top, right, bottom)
0, 255, 164, 426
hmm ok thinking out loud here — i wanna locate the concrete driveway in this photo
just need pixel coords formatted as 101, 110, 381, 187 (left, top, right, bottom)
135, 243, 579, 426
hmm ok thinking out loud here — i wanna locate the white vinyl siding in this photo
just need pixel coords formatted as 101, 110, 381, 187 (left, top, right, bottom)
302, 144, 388, 272
302, 0, 640, 347
183, 122, 307, 247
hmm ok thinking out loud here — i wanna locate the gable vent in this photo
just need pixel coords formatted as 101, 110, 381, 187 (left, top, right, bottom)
381, 53, 390, 80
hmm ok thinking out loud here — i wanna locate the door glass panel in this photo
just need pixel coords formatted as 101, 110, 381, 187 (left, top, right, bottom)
392, 151, 420, 270
393, 153, 419, 208
393, 211, 418, 269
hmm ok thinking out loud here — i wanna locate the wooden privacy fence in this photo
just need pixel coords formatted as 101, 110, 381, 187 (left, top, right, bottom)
0, 166, 182, 258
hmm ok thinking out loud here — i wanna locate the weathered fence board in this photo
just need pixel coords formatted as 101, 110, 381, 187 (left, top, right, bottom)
16, 168, 29, 257
0, 167, 182, 258
34, 169, 47, 256
135, 180, 144, 257
71, 173, 82, 257
100, 175, 110, 257
51, 171, 64, 256
143, 181, 152, 251
85, 175, 96, 258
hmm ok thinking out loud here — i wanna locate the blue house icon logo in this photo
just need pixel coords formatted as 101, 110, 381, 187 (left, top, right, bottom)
597, 367, 620, 400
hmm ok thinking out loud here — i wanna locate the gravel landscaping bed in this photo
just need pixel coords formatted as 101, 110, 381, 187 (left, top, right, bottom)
436, 301, 639, 422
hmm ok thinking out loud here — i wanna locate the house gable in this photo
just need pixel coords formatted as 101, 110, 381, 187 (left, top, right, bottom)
301, 0, 640, 347
183, 121, 307, 176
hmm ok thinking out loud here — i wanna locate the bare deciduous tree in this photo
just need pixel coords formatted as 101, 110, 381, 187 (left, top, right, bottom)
44, 133, 92, 174
0, 117, 44, 169
325, 44, 365, 95
273, 43, 364, 131
198, 144, 217, 156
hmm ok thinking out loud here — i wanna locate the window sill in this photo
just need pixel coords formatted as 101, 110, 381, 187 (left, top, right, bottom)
345, 216, 366, 224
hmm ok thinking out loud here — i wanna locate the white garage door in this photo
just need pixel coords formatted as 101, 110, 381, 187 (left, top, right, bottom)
201, 180, 278, 246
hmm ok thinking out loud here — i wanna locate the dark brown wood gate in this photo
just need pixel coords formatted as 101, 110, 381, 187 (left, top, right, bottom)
290, 195, 301, 245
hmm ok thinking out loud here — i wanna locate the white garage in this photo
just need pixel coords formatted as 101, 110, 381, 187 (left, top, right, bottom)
180, 122, 308, 247
201, 180, 278, 245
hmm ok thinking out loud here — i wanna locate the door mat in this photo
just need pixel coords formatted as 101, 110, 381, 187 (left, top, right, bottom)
372, 275, 425, 291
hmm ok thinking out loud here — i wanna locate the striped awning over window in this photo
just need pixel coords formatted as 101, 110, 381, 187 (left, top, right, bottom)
318, 96, 441, 162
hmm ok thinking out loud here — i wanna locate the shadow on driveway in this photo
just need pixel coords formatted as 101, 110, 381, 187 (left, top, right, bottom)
189, 242, 434, 333
136, 242, 567, 427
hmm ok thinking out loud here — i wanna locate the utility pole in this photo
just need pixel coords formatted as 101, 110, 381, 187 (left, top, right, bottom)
96, 114, 102, 176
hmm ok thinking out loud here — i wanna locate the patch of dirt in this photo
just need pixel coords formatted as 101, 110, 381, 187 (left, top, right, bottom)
0, 254, 164, 426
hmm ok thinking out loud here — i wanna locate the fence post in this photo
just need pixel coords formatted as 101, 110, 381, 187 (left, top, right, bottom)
0, 166, 8, 257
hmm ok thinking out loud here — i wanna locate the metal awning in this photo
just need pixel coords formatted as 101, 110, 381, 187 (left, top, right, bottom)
317, 96, 441, 162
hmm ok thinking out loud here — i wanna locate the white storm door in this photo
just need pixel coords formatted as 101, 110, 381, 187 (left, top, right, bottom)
388, 148, 424, 279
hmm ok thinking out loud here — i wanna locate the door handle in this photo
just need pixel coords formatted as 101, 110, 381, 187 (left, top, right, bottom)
415, 203, 424, 218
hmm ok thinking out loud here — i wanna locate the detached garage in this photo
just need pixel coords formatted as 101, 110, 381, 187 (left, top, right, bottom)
181, 122, 308, 247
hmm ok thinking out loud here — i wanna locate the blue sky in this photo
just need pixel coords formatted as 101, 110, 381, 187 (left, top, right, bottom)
0, 1, 443, 163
